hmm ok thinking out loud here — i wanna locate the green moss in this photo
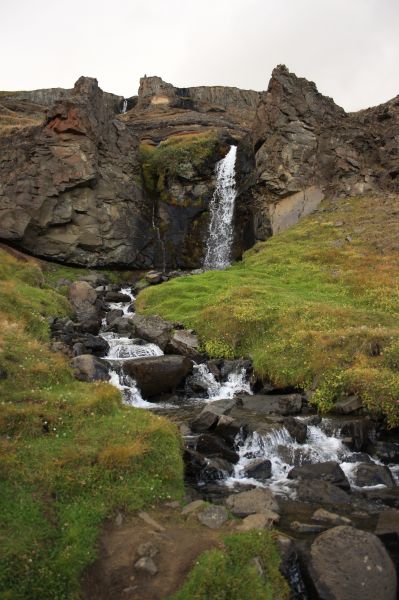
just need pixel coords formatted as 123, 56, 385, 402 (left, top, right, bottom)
139, 132, 221, 202
0, 250, 184, 599
137, 195, 399, 426
168, 530, 289, 600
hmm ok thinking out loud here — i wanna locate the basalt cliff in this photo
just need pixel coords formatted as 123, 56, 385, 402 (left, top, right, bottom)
0, 66, 398, 268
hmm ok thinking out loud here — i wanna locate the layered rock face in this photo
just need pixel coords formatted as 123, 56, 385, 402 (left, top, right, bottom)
0, 77, 156, 267
0, 67, 398, 268
237, 65, 399, 245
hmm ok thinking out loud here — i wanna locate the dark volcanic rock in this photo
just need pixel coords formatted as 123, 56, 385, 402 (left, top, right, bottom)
130, 314, 173, 351
352, 463, 396, 488
243, 459, 272, 481
71, 354, 109, 382
196, 434, 239, 464
288, 461, 350, 491
308, 526, 397, 600
295, 480, 351, 506
237, 393, 302, 415
123, 355, 192, 398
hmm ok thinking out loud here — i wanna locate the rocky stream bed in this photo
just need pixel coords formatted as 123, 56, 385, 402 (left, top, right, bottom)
49, 273, 399, 599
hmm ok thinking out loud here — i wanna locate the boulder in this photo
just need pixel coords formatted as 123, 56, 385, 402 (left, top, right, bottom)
145, 271, 163, 285
288, 461, 350, 491
103, 291, 132, 303
308, 526, 397, 600
352, 463, 396, 488
68, 281, 98, 321
295, 480, 351, 506
237, 394, 302, 415
73, 334, 109, 357
71, 354, 109, 382
190, 409, 219, 433
375, 509, 399, 537
237, 511, 280, 531
130, 314, 173, 350
75, 317, 102, 335
105, 309, 124, 325
197, 505, 228, 529
123, 355, 192, 398
284, 416, 307, 443
165, 329, 202, 360
332, 395, 363, 414
196, 434, 239, 464
371, 441, 399, 464
214, 415, 243, 445
225, 488, 280, 517
243, 459, 272, 481
105, 317, 136, 336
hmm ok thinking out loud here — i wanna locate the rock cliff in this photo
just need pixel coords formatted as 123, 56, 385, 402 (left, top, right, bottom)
0, 67, 398, 268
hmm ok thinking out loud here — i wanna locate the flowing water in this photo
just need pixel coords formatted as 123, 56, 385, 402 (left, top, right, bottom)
100, 289, 398, 496
121, 99, 128, 114
204, 145, 238, 270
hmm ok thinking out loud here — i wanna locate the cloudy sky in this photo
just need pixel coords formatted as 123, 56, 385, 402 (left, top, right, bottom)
1, 0, 398, 111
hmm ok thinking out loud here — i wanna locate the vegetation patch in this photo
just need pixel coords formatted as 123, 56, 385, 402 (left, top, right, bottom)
137, 195, 399, 426
168, 530, 289, 600
0, 249, 184, 599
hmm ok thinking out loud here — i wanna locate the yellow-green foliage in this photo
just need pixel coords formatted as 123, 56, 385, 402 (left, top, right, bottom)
137, 195, 399, 426
139, 131, 220, 201
168, 530, 289, 600
0, 249, 184, 599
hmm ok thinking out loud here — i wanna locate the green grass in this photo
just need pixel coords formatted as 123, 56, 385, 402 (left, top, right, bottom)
0, 249, 184, 599
168, 530, 289, 600
137, 195, 399, 426
139, 131, 222, 203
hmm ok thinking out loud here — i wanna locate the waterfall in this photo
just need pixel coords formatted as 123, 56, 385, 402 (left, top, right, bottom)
121, 99, 128, 114
204, 145, 238, 270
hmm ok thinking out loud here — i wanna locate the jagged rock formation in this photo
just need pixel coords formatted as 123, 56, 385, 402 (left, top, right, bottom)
0, 67, 398, 268
236, 65, 399, 246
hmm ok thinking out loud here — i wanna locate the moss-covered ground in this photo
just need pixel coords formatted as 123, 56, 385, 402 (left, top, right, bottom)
137, 195, 399, 427
0, 249, 184, 599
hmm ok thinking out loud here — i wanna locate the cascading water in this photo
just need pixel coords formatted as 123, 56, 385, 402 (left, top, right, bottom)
121, 99, 128, 114
204, 145, 238, 270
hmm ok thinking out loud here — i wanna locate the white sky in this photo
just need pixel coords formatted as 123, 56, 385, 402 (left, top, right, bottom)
1, 0, 398, 111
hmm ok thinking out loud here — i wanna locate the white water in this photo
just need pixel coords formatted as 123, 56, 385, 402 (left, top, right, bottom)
121, 99, 128, 114
204, 145, 238, 270
190, 363, 252, 401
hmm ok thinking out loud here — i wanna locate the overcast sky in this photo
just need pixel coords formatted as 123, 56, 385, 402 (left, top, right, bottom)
1, 0, 398, 111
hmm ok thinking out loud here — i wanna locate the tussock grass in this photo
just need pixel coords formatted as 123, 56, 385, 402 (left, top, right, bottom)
137, 195, 399, 426
0, 249, 183, 599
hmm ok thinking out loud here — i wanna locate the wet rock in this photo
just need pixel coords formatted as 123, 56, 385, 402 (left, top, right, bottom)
243, 459, 272, 481
105, 309, 124, 325
308, 526, 397, 600
371, 441, 399, 464
75, 317, 102, 335
312, 508, 353, 526
105, 317, 136, 336
134, 556, 158, 576
183, 448, 233, 482
352, 463, 396, 488
295, 480, 351, 506
237, 511, 280, 531
165, 329, 202, 360
68, 281, 98, 321
291, 521, 326, 534
130, 314, 173, 350
342, 452, 373, 463
206, 360, 222, 381
123, 355, 192, 398
284, 416, 307, 443
220, 359, 252, 378
288, 461, 350, 491
339, 418, 375, 451
74, 334, 109, 357
214, 415, 243, 445
332, 395, 363, 414
103, 291, 132, 303
237, 394, 302, 415
276, 535, 307, 599
203, 399, 236, 415
198, 505, 228, 529
127, 302, 135, 313
190, 409, 219, 433
225, 488, 280, 517
70, 354, 109, 382
196, 434, 239, 464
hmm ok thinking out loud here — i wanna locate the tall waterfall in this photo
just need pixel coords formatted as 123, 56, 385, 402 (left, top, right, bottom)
121, 99, 128, 114
204, 145, 237, 270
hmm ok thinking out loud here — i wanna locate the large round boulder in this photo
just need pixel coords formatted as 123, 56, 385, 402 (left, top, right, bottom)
68, 281, 98, 321
309, 526, 397, 600
71, 354, 110, 382
123, 355, 192, 398
288, 461, 350, 490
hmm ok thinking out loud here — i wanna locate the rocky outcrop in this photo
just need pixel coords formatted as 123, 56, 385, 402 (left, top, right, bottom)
236, 64, 399, 248
0, 77, 158, 267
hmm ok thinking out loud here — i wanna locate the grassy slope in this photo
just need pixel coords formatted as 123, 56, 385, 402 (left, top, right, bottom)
0, 250, 184, 600
137, 195, 399, 426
